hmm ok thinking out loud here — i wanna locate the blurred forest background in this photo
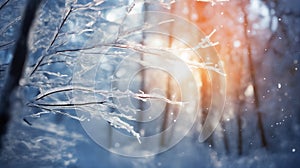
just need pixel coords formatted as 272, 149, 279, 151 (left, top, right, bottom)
0, 0, 300, 167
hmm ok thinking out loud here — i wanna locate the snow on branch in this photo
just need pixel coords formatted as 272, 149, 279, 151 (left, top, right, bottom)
133, 90, 184, 105
27, 105, 87, 122
183, 59, 226, 76
101, 101, 140, 114
35, 86, 184, 106
192, 29, 219, 49
118, 19, 175, 39
74, 106, 141, 143
28, 100, 142, 142
20, 0, 228, 145
196, 0, 229, 6
100, 112, 141, 143
132, 0, 176, 10
30, 84, 186, 143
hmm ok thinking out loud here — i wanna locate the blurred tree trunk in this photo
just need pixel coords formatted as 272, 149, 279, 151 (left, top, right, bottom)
235, 57, 246, 155
220, 118, 230, 154
137, 1, 148, 132
237, 95, 245, 155
160, 3, 176, 147
241, 0, 268, 149
0, 0, 42, 147
200, 70, 214, 148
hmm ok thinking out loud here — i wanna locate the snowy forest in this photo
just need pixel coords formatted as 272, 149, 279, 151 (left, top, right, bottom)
0, 0, 299, 167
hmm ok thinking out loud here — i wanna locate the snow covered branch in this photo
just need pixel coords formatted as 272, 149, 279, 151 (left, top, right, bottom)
196, 0, 229, 6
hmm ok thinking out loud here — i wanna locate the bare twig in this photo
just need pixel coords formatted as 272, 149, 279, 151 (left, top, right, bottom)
33, 101, 105, 107
30, 6, 73, 76
0, 41, 15, 50
0, 0, 10, 10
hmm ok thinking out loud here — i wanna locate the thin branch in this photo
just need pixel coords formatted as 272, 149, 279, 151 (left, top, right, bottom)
0, 40, 15, 50
0, 16, 22, 35
47, 7, 73, 51
35, 86, 184, 105
196, 0, 229, 6
28, 104, 86, 121
0, 0, 9, 10
33, 101, 105, 107
30, 6, 73, 76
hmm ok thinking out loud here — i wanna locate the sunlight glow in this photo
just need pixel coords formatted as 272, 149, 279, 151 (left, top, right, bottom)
244, 84, 254, 97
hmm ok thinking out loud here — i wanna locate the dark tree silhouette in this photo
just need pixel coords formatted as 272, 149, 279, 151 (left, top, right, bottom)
0, 0, 42, 147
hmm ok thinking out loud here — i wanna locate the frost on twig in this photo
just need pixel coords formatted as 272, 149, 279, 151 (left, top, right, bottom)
132, 0, 176, 10
77, 105, 141, 143
156, 0, 176, 9
196, 0, 229, 6
31, 84, 185, 143
191, 29, 219, 50
27, 103, 87, 121
28, 102, 142, 142
101, 101, 141, 114
20, 0, 227, 145
183, 59, 226, 76
133, 90, 184, 105
100, 112, 141, 143
119, 28, 218, 54
35, 86, 184, 106
118, 19, 175, 39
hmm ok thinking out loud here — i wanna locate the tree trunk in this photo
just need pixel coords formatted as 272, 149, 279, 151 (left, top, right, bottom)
0, 0, 42, 147
241, 0, 268, 149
